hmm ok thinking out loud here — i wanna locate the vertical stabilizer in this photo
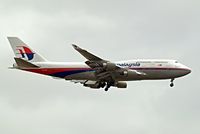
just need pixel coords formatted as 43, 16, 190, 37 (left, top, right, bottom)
7, 37, 47, 62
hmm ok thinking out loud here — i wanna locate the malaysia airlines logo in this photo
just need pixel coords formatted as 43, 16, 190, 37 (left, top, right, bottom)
16, 46, 35, 60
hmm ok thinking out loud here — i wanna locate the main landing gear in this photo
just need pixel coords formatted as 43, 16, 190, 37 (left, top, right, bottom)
170, 78, 175, 87
104, 83, 111, 91
104, 82, 114, 91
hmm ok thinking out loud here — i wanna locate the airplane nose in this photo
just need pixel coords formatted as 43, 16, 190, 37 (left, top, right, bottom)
187, 68, 191, 74
180, 64, 191, 75
184, 66, 191, 75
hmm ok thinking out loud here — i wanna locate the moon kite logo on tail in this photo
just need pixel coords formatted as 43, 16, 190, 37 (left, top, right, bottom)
16, 46, 35, 60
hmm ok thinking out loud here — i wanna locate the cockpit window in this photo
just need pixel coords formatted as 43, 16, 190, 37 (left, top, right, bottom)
175, 61, 178, 63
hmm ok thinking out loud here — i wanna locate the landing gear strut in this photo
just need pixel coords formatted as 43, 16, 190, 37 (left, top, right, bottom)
104, 83, 111, 91
170, 78, 174, 87
104, 81, 114, 91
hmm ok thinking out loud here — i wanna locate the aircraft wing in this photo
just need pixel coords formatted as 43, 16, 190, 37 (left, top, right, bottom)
72, 45, 145, 82
72, 44, 105, 61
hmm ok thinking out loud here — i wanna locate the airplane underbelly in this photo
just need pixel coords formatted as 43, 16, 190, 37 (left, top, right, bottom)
65, 71, 96, 80
139, 69, 186, 80
118, 69, 186, 81
64, 69, 187, 81
142, 70, 176, 79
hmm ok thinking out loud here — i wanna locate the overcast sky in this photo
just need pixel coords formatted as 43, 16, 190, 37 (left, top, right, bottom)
0, 0, 200, 134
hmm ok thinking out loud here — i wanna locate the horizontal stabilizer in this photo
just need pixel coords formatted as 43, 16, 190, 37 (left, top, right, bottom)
14, 57, 39, 68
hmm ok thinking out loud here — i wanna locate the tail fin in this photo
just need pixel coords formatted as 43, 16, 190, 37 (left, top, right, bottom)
7, 37, 47, 62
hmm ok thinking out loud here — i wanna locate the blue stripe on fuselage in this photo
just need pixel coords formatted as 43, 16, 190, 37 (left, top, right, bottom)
50, 69, 94, 78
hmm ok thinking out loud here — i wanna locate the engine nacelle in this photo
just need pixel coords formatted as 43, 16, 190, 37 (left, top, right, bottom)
84, 84, 100, 89
83, 81, 106, 89
118, 70, 128, 76
103, 62, 117, 71
114, 81, 127, 88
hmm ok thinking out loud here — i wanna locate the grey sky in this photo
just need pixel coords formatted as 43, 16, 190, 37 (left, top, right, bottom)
0, 0, 199, 134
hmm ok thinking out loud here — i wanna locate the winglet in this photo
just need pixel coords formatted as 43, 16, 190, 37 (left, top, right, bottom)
71, 44, 103, 61
72, 44, 79, 50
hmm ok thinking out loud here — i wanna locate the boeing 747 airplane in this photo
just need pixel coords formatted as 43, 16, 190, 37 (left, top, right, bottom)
8, 37, 191, 91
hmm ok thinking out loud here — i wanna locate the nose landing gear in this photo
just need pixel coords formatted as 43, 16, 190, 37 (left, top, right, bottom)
170, 78, 174, 87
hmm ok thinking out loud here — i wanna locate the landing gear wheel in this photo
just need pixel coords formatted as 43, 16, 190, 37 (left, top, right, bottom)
105, 87, 109, 91
170, 83, 174, 87
170, 78, 175, 87
104, 83, 111, 91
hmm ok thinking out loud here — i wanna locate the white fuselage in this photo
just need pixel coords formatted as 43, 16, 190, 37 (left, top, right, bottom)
25, 59, 191, 81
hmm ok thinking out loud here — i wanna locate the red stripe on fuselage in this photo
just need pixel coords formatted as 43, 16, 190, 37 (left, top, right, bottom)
23, 67, 190, 76
24, 68, 92, 75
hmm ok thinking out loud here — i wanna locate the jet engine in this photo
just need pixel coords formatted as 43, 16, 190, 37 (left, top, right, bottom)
118, 70, 128, 76
114, 81, 127, 88
102, 62, 117, 71
83, 81, 105, 89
